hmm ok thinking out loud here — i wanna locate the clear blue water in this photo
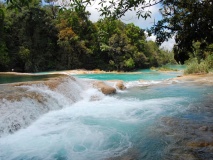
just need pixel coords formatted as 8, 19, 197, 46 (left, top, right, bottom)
75, 69, 182, 81
0, 66, 212, 160
163, 64, 186, 70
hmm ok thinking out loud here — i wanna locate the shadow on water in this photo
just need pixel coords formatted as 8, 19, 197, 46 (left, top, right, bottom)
0, 74, 61, 84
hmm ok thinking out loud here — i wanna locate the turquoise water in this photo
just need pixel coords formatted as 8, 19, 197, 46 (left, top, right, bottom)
163, 64, 186, 70
0, 65, 184, 84
0, 66, 212, 160
0, 74, 60, 84
76, 69, 182, 81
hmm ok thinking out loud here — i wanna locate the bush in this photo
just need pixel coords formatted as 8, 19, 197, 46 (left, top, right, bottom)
206, 54, 213, 71
184, 58, 209, 74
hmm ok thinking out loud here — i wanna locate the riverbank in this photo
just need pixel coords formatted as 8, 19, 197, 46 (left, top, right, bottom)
174, 73, 213, 85
0, 68, 152, 76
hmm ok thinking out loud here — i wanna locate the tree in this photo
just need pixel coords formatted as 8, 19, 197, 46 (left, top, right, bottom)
97, 0, 162, 19
56, 17, 81, 69
0, 4, 10, 71
151, 0, 213, 64
70, 0, 212, 64
97, 0, 213, 64
6, 0, 212, 64
4, 6, 58, 72
1, 0, 176, 72
56, 9, 98, 69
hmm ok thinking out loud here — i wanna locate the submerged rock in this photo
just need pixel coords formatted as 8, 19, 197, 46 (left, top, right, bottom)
187, 141, 213, 148
154, 114, 213, 160
106, 148, 140, 160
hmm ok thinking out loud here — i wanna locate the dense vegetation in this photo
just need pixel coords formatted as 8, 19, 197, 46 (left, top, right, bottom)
94, 0, 213, 65
184, 43, 213, 74
83, 0, 213, 74
1, 0, 212, 73
0, 1, 175, 72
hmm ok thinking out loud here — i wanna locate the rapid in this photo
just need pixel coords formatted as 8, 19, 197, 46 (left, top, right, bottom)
0, 68, 212, 160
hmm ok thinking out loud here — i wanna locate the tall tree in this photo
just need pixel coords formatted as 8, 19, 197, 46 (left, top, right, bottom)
151, 0, 213, 63
56, 9, 98, 69
0, 4, 10, 71
5, 6, 58, 72
71, 0, 212, 64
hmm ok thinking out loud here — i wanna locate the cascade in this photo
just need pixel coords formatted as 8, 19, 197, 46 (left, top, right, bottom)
0, 71, 212, 160
0, 75, 88, 137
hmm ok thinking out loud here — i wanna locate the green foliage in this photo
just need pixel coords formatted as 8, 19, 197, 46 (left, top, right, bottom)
206, 54, 213, 70
184, 58, 209, 74
5, 0, 213, 67
95, 18, 175, 71
184, 42, 213, 74
151, 0, 213, 64
0, 44, 10, 70
18, 46, 30, 61
0, 4, 5, 43
0, 1, 176, 72
124, 58, 135, 69
97, 0, 157, 19
91, 0, 213, 65
56, 9, 98, 69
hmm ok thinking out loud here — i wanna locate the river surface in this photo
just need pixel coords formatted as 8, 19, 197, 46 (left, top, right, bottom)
0, 66, 212, 160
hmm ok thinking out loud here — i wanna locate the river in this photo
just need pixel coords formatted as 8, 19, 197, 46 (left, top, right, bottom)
0, 67, 212, 160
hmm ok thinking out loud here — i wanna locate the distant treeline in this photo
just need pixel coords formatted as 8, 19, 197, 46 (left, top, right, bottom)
0, 2, 176, 72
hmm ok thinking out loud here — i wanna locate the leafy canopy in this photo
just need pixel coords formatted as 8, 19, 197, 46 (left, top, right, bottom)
49, 0, 212, 64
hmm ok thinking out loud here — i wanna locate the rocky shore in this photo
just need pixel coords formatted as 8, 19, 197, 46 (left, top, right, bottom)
173, 73, 213, 85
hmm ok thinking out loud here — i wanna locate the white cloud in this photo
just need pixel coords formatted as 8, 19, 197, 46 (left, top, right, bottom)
145, 32, 156, 41
144, 31, 175, 51
86, 0, 161, 29
160, 38, 175, 51
86, 0, 102, 22
55, 0, 161, 29
120, 2, 161, 29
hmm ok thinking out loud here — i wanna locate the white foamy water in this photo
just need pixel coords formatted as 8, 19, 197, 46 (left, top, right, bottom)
0, 73, 197, 160
0, 79, 185, 160
0, 76, 86, 137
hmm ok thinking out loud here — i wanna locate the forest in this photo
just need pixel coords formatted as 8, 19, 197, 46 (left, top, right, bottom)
0, 0, 176, 72
0, 0, 212, 73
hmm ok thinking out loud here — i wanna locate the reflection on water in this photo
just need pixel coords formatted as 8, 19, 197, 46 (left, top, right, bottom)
0, 74, 60, 84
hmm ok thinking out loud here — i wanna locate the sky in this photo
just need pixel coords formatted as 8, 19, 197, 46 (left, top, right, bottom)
86, 0, 161, 29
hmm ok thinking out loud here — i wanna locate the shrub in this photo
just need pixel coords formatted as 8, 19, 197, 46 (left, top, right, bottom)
184, 58, 209, 74
205, 54, 213, 71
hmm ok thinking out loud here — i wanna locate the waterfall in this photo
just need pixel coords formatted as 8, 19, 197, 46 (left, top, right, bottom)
0, 71, 212, 160
0, 75, 88, 137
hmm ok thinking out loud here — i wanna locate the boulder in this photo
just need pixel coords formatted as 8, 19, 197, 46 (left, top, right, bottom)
115, 80, 126, 90
93, 81, 116, 95
108, 80, 126, 90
